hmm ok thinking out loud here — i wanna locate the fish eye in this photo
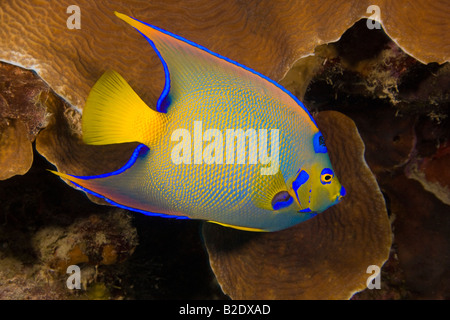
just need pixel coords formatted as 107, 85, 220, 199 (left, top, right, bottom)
320, 168, 334, 185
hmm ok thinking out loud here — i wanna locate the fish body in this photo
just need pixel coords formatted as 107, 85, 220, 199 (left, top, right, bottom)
53, 12, 345, 232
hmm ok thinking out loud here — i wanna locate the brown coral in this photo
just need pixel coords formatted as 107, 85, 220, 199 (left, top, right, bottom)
0, 62, 49, 179
0, 119, 33, 180
203, 111, 392, 299
280, 19, 450, 299
33, 211, 138, 273
382, 175, 450, 299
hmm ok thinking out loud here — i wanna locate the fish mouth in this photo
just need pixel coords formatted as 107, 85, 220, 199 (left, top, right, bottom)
336, 186, 346, 202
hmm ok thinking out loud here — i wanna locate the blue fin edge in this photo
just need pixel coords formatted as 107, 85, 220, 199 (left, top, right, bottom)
127, 15, 318, 126
292, 169, 310, 204
70, 144, 150, 180
71, 180, 189, 220
64, 144, 190, 220
132, 29, 172, 113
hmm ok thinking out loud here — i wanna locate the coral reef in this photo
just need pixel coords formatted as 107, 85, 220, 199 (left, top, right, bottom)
0, 143, 139, 299
32, 211, 138, 273
0, 0, 447, 110
0, 149, 223, 299
0, 63, 49, 179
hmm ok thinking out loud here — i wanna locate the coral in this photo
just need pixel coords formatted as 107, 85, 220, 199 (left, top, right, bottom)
0, 62, 49, 179
87, 282, 111, 300
284, 19, 450, 299
382, 175, 450, 299
0, 149, 139, 299
407, 141, 450, 206
0, 141, 224, 299
404, 68, 450, 205
32, 211, 138, 273
0, 119, 33, 180
203, 111, 392, 299
0, 0, 447, 111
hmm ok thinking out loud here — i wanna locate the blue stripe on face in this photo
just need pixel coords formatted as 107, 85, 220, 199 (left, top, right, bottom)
292, 170, 309, 202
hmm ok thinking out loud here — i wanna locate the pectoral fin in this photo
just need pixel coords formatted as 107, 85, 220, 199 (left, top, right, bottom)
251, 170, 291, 211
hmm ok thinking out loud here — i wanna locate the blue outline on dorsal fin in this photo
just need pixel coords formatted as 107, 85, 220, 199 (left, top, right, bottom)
132, 29, 172, 113
62, 144, 190, 220
126, 14, 318, 126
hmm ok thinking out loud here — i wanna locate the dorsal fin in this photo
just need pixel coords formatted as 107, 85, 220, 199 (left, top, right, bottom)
114, 11, 317, 127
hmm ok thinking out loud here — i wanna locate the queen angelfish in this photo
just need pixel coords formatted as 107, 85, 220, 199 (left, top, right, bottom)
51, 12, 346, 232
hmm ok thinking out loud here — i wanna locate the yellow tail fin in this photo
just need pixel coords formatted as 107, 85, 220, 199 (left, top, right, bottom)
82, 70, 166, 147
